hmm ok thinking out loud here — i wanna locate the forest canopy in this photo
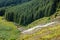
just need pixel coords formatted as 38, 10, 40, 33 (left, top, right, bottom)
5, 0, 59, 26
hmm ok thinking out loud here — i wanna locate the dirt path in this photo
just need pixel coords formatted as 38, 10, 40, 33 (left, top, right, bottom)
21, 22, 57, 34
21, 16, 60, 34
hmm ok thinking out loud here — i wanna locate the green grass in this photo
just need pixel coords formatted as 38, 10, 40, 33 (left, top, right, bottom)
0, 16, 20, 40
20, 22, 60, 40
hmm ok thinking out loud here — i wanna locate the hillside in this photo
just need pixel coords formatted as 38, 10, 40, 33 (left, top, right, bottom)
20, 5, 60, 40
20, 22, 60, 40
0, 0, 60, 40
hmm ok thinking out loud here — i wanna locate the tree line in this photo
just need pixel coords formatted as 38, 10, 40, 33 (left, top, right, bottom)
0, 0, 60, 26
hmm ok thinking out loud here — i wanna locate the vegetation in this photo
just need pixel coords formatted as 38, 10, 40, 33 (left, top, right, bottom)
20, 23, 60, 40
0, 16, 20, 40
20, 4, 60, 40
25, 17, 51, 29
5, 0, 59, 26
0, 0, 60, 40
0, 0, 31, 7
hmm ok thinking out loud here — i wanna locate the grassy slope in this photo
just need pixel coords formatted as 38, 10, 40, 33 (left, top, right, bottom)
0, 16, 20, 40
20, 23, 60, 40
